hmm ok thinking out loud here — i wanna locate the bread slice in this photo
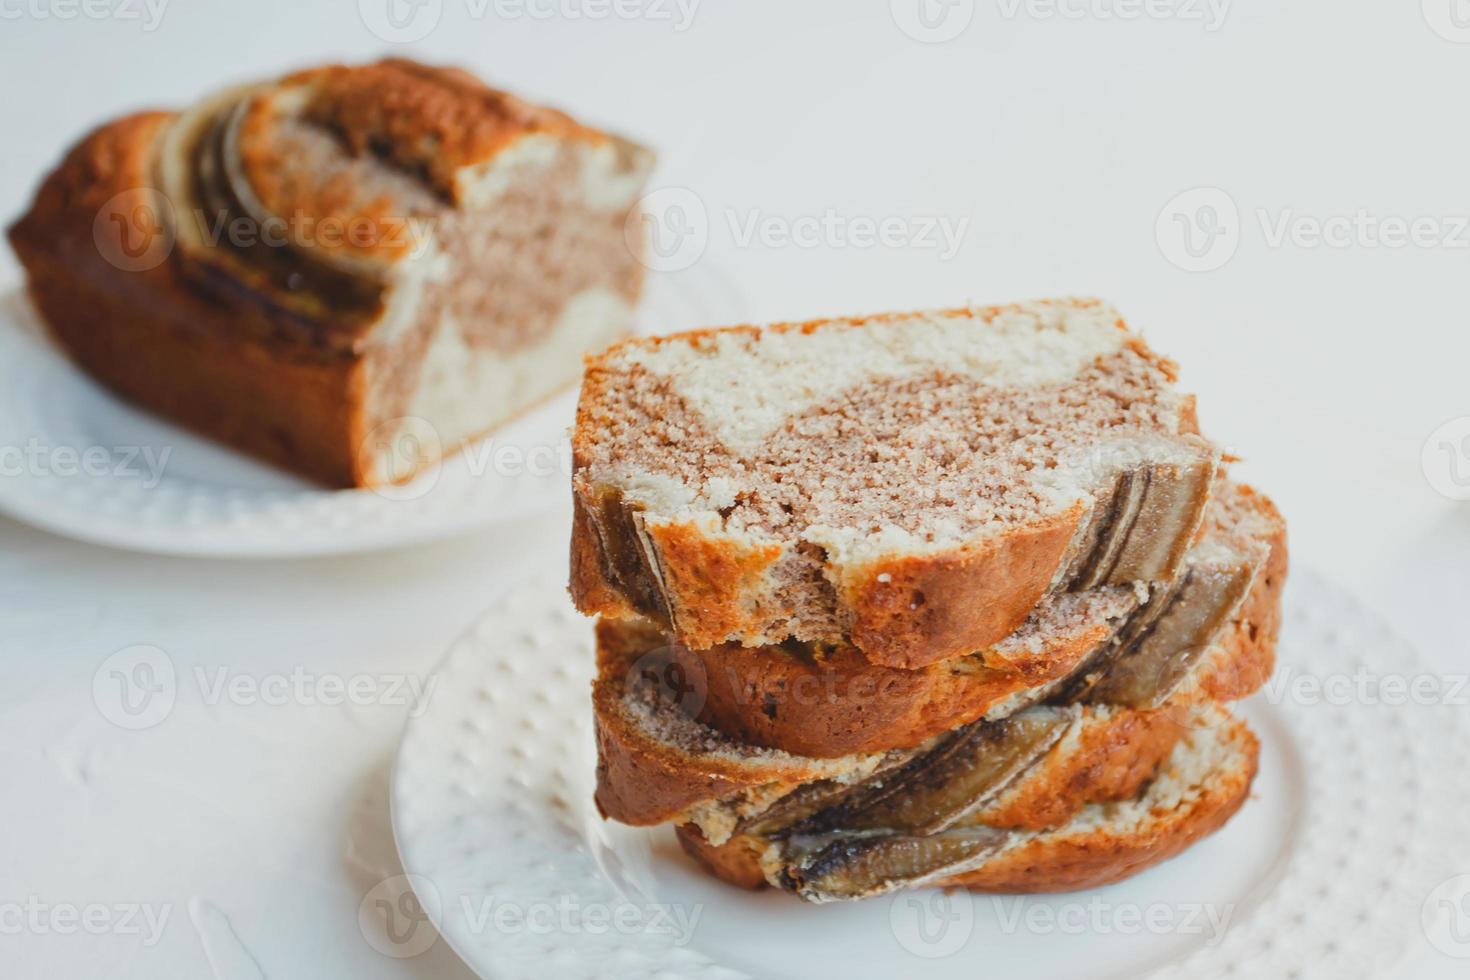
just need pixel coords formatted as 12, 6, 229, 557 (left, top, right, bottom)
591, 598, 1272, 831
645, 480, 1283, 757
677, 711, 1259, 898
8, 59, 653, 487
571, 299, 1219, 667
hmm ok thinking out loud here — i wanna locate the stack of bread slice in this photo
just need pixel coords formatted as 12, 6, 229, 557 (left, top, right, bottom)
570, 299, 1286, 901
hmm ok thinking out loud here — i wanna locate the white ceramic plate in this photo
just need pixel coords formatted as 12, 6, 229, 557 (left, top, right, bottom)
391, 568, 1470, 980
0, 268, 743, 557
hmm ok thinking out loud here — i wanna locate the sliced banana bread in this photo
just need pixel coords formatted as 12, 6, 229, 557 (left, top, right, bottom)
572, 298, 1218, 666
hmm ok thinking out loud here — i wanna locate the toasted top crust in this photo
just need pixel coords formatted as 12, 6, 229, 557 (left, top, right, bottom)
286, 59, 604, 202
12, 111, 175, 227
224, 59, 616, 266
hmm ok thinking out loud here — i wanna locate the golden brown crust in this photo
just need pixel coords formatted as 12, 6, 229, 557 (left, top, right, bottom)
569, 484, 1108, 669
8, 113, 366, 486
942, 723, 1257, 892
229, 59, 610, 267
234, 86, 422, 266
594, 714, 757, 827
641, 520, 785, 649
1194, 487, 1288, 704
978, 705, 1187, 831
845, 510, 1084, 668
570, 494, 638, 620
670, 629, 1098, 760
674, 717, 1258, 895
592, 619, 829, 825
292, 58, 602, 203
676, 823, 770, 890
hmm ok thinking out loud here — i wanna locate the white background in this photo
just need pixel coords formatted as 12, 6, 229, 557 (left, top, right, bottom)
1, 0, 1467, 976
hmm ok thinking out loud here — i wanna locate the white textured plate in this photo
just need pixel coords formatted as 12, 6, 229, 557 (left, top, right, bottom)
0, 267, 743, 557
392, 568, 1470, 980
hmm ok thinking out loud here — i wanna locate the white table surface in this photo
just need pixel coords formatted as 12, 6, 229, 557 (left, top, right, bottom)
2, 2, 1467, 976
